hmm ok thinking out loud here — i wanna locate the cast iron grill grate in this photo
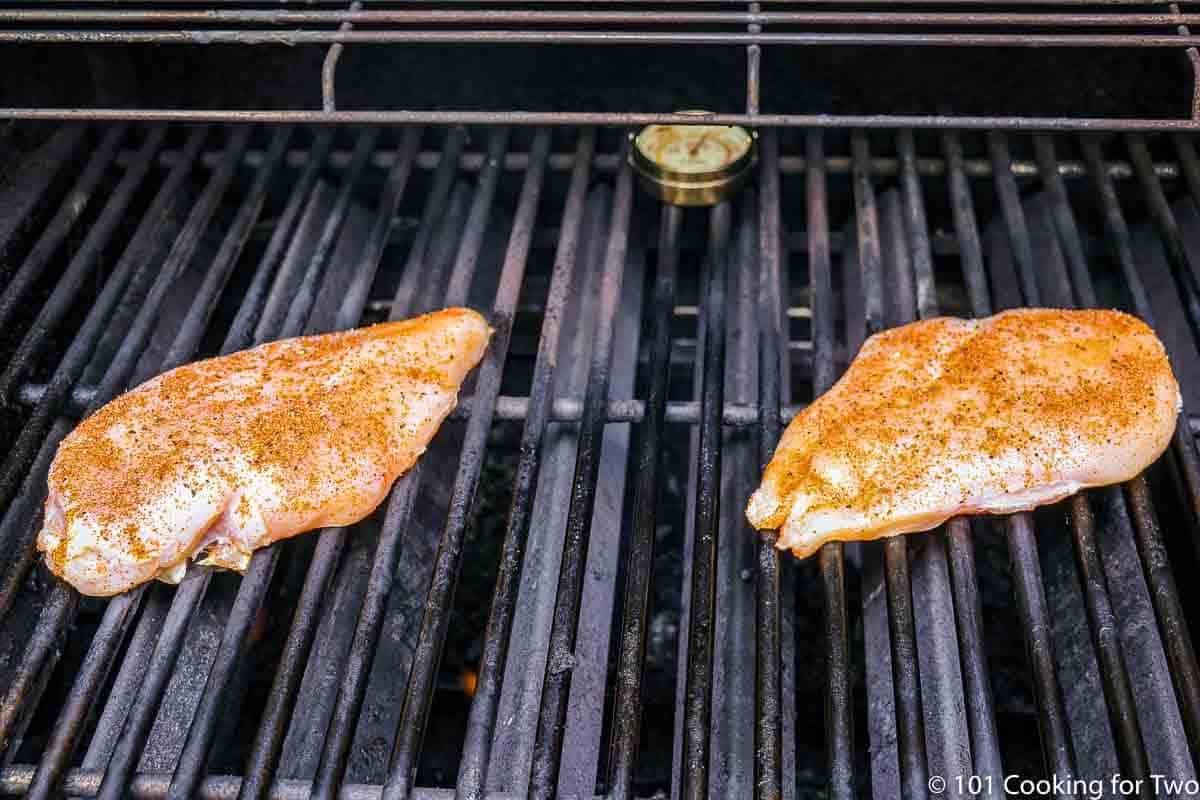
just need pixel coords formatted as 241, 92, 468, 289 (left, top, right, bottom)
0, 123, 1198, 800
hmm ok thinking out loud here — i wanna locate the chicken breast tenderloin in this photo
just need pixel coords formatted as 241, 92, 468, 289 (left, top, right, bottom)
746, 308, 1181, 559
39, 307, 490, 596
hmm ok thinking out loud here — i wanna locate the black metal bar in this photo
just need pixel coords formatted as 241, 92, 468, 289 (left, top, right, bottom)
119, 142, 1196, 184
607, 203, 679, 800
6, 120, 256, 782
984, 133, 1081, 788
1088, 134, 1200, 567
445, 125, 550, 796
446, 128, 511, 307
853, 129, 929, 800
526, 138, 634, 799
939, 130, 1004, 800
680, 201, 732, 800
898, 128, 974, 800
112, 143, 1195, 184
0, 124, 166, 402
987, 132, 1041, 307
109, 132, 355, 800
1014, 144, 1158, 790
0, 123, 86, 260
9, 109, 1200, 132
1068, 495, 1153, 796
94, 573, 210, 800
453, 129, 594, 800
1005, 516, 1079, 790
754, 129, 784, 800
249, 128, 336, 345
1128, 134, 1200, 347
1124, 479, 1200, 758
0, 124, 126, 338
279, 127, 378, 334
807, 129, 854, 800
1080, 134, 1200, 771
17, 8, 1200, 26
8, 28, 1200, 46
1033, 135, 1096, 307
3, 766, 623, 800
337, 128, 424, 329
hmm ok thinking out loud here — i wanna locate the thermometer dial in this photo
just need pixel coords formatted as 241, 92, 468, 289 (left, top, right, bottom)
630, 116, 757, 207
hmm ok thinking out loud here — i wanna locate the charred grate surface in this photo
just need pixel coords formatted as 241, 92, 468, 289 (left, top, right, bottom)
0, 124, 1197, 800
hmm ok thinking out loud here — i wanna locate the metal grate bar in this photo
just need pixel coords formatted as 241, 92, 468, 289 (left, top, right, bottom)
606, 203, 679, 800
12, 110, 1200, 132
22, 378, 1200, 433
453, 128, 553, 800
305, 128, 473, 800
281, 128, 379, 336
1033, 136, 1095, 307
527, 137, 634, 799
939, 130, 1004, 800
0, 125, 165, 403
19, 8, 1200, 26
115, 144, 1198, 184
233, 127, 422, 800
1127, 134, 1200, 542
1119, 135, 1200, 752
754, 131, 784, 800
1031, 135, 1153, 791
806, 128, 855, 800
897, 128, 974, 799
82, 126, 254, 800
8, 28, 1200, 47
481, 130, 595, 793
1044, 132, 1200, 787
0, 124, 127, 340
852, 129, 930, 800
1130, 135, 1200, 347
0, 125, 213, 760
0, 124, 249, 780
679, 200, 732, 800
987, 133, 1080, 785
0, 124, 87, 260
5, 767, 613, 800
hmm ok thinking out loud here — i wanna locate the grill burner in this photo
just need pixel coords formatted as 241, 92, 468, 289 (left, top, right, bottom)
1, 3, 1200, 798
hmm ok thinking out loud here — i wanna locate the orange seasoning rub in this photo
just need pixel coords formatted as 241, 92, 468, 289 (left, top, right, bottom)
747, 308, 1180, 559
38, 308, 491, 596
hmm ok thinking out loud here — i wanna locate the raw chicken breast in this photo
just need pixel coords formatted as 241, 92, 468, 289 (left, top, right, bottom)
746, 308, 1180, 559
39, 307, 490, 596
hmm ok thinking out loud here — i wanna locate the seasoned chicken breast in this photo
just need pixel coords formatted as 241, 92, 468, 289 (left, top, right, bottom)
746, 308, 1180, 559
39, 308, 490, 596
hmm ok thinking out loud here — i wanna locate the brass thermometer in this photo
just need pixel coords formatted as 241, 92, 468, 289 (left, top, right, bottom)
629, 112, 757, 207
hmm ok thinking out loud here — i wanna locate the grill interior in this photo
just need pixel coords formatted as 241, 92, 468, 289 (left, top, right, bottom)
0, 124, 1199, 799
2, 3, 1200, 799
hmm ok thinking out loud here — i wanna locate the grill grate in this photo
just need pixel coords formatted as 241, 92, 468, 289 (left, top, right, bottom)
0, 124, 1198, 800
